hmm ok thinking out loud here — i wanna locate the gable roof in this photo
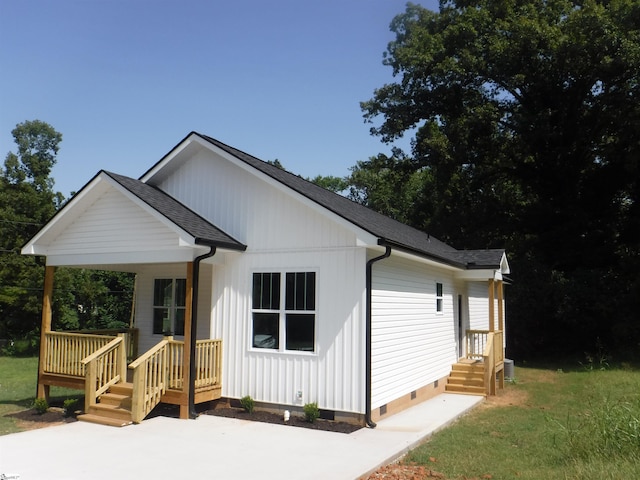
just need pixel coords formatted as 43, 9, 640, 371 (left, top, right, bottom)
103, 171, 246, 252
185, 133, 505, 270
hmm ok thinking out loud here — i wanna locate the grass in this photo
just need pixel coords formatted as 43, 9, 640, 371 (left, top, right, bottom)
0, 356, 82, 435
404, 365, 640, 480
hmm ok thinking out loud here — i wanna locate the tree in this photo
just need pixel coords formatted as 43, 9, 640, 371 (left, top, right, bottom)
1, 120, 63, 345
361, 1, 640, 359
1, 121, 135, 350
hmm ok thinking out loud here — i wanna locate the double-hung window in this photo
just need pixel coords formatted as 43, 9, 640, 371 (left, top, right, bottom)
252, 271, 316, 352
436, 282, 444, 313
153, 278, 186, 335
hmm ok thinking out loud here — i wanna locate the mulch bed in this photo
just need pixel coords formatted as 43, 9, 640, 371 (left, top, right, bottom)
202, 406, 362, 434
6, 406, 77, 431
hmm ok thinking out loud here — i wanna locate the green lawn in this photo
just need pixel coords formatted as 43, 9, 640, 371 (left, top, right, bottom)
0, 356, 82, 435
405, 365, 640, 480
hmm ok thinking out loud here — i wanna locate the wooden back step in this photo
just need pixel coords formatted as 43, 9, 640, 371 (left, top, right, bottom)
445, 360, 486, 396
78, 382, 134, 427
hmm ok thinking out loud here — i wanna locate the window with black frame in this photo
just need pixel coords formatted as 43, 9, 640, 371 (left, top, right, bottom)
153, 278, 186, 335
252, 271, 316, 352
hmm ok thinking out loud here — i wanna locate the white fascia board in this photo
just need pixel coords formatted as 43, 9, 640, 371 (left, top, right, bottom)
372, 245, 463, 272
139, 133, 204, 184
21, 173, 108, 255
455, 269, 499, 281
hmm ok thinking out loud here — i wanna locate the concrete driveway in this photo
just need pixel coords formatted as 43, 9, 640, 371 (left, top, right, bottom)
0, 393, 482, 480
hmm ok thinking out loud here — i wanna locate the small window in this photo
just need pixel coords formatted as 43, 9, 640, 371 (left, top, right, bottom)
153, 278, 187, 335
436, 282, 443, 313
252, 271, 316, 352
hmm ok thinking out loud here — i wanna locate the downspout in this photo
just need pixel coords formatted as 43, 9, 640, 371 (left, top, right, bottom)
365, 245, 391, 428
188, 241, 217, 419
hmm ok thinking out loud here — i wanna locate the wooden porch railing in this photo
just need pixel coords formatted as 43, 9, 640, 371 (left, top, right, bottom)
164, 338, 223, 390
70, 328, 139, 361
80, 334, 127, 413
43, 331, 117, 376
466, 329, 505, 396
466, 329, 489, 360
128, 340, 169, 423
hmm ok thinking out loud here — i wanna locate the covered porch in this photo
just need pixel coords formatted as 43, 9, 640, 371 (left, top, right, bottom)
36, 263, 223, 425
447, 277, 507, 396
21, 170, 247, 425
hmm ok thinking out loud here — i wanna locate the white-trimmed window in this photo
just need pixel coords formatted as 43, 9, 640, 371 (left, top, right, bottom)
252, 271, 316, 352
436, 282, 443, 313
153, 278, 186, 335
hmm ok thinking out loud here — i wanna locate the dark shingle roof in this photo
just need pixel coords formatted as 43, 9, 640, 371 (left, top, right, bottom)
104, 171, 246, 251
193, 133, 504, 270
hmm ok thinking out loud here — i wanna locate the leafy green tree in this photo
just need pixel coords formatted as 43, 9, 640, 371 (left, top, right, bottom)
308, 174, 349, 193
1, 121, 135, 348
361, 1, 640, 359
1, 121, 63, 344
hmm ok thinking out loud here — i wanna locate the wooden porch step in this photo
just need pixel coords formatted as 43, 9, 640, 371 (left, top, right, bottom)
445, 384, 486, 395
78, 413, 132, 427
447, 375, 484, 387
109, 382, 133, 395
99, 392, 132, 409
87, 403, 133, 422
446, 360, 487, 396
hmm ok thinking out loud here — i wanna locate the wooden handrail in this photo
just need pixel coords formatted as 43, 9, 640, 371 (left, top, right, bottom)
80, 336, 123, 365
81, 334, 127, 413
482, 332, 496, 396
128, 340, 169, 368
129, 340, 169, 423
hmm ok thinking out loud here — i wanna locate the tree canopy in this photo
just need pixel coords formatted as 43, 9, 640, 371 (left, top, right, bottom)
1, 120, 134, 351
359, 0, 640, 359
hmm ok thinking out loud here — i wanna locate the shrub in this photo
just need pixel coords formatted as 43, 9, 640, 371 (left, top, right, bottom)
303, 402, 320, 423
63, 398, 79, 417
33, 398, 49, 415
240, 395, 255, 414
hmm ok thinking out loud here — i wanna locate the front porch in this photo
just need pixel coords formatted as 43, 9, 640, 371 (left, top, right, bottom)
39, 330, 222, 426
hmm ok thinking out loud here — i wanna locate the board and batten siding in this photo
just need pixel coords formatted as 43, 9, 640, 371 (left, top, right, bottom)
154, 149, 357, 251
152, 148, 369, 414
135, 263, 213, 354
370, 255, 458, 409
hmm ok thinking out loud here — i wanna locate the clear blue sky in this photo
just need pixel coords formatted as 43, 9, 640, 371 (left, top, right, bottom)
0, 0, 438, 198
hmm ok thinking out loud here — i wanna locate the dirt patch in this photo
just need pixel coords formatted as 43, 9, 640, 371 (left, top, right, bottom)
361, 462, 447, 479
480, 384, 528, 409
202, 406, 362, 434
5, 406, 77, 431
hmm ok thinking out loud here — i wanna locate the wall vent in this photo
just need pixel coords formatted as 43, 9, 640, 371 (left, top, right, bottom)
434, 379, 439, 388
411, 390, 417, 400
380, 404, 387, 416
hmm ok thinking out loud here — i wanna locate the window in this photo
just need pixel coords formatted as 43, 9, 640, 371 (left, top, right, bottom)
153, 278, 186, 335
252, 272, 316, 352
436, 282, 443, 313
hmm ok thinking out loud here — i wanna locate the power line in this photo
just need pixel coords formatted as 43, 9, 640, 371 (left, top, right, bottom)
0, 218, 43, 226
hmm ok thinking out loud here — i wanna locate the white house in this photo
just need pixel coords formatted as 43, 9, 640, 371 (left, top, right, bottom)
22, 132, 509, 427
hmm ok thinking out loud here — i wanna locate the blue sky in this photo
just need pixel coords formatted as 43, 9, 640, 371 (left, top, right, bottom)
1, 0, 438, 198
